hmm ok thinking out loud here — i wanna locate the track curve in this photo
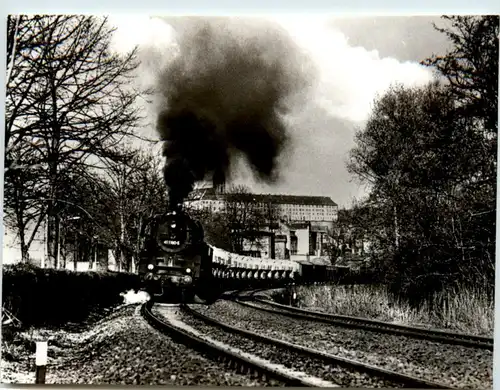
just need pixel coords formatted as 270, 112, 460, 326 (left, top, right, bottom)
185, 304, 455, 389
242, 298, 493, 350
141, 301, 332, 387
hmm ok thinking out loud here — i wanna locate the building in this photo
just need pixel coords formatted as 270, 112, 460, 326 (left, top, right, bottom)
185, 188, 339, 223
185, 187, 338, 261
3, 221, 118, 271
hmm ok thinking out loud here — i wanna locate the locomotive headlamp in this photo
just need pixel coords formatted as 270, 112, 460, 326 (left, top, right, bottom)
186, 268, 191, 274
171, 223, 176, 228
147, 264, 154, 270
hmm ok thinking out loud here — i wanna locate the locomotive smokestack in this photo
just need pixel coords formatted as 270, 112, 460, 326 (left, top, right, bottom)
155, 18, 313, 207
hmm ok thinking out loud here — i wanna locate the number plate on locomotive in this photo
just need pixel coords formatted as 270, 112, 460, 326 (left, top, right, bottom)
164, 240, 181, 246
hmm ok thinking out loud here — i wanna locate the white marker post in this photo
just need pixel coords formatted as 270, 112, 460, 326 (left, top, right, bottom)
35, 341, 48, 384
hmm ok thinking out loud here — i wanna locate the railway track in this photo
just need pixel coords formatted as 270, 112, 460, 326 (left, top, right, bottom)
219, 288, 271, 300
141, 301, 335, 387
239, 298, 493, 351
184, 304, 454, 389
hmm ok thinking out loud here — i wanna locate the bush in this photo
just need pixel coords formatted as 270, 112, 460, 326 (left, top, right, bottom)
386, 238, 495, 310
2, 263, 141, 328
296, 284, 493, 336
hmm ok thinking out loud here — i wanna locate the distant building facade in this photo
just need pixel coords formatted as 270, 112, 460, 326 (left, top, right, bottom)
3, 222, 117, 271
185, 187, 339, 223
185, 187, 338, 261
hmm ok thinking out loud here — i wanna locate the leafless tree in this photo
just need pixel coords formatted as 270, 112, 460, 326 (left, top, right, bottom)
5, 15, 152, 267
97, 151, 167, 272
221, 185, 269, 253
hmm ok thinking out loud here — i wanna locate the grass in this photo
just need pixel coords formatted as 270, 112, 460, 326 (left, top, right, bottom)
295, 284, 494, 337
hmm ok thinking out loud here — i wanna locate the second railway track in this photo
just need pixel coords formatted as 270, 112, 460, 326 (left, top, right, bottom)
240, 297, 493, 350
182, 304, 454, 388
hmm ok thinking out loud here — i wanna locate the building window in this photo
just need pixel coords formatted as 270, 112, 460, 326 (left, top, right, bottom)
290, 234, 298, 255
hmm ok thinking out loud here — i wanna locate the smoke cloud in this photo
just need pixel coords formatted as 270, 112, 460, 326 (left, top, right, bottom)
155, 18, 315, 207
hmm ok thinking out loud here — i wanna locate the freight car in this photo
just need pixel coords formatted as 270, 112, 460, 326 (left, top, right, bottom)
294, 259, 337, 285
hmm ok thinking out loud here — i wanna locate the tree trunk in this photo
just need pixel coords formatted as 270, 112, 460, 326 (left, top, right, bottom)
46, 165, 62, 269
60, 232, 67, 269
120, 213, 126, 271
114, 244, 122, 272
20, 242, 29, 263
74, 238, 79, 271
393, 205, 399, 249
14, 190, 29, 263
96, 243, 109, 271
86, 238, 93, 270
133, 217, 143, 274
46, 207, 61, 269
54, 214, 61, 268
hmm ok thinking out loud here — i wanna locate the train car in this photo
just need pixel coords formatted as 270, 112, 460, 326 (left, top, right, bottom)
137, 207, 349, 301
137, 209, 218, 304
293, 258, 340, 285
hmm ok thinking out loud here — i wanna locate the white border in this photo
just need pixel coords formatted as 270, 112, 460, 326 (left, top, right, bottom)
0, 3, 498, 390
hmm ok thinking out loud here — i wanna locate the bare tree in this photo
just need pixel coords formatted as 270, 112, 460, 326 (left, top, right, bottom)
220, 185, 267, 253
3, 153, 46, 262
422, 16, 498, 136
97, 151, 167, 272
5, 15, 151, 267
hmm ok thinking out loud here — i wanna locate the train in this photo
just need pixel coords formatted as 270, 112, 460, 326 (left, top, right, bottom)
137, 209, 217, 303
137, 208, 350, 303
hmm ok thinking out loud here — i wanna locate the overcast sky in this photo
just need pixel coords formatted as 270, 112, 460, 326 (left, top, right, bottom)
109, 15, 453, 208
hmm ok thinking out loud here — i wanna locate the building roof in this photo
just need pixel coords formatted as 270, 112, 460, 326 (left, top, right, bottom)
187, 188, 337, 206
286, 222, 310, 230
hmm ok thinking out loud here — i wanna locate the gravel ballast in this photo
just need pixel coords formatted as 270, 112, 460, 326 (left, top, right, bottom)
193, 300, 493, 389
163, 306, 409, 388
153, 305, 337, 387
1, 303, 276, 386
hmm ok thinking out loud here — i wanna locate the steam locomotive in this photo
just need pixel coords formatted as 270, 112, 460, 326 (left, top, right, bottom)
137, 208, 355, 304
137, 209, 218, 304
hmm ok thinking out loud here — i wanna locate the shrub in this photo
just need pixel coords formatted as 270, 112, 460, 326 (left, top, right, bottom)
2, 263, 141, 328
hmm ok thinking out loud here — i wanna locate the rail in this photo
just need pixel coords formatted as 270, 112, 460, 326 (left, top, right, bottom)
185, 304, 454, 389
240, 299, 493, 351
141, 301, 322, 386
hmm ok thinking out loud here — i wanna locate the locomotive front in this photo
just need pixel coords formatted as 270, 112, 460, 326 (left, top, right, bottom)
138, 209, 213, 303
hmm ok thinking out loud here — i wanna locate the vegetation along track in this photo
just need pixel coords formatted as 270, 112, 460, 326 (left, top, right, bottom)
243, 298, 493, 350
141, 301, 328, 387
184, 304, 454, 389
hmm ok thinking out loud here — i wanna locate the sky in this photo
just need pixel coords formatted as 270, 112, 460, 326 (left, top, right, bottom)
108, 15, 452, 208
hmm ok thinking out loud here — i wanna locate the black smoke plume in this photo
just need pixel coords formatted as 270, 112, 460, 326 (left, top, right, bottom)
155, 18, 313, 208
